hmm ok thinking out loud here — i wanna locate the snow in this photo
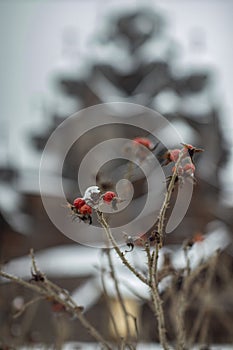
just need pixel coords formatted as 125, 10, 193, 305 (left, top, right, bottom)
172, 221, 231, 270
0, 183, 21, 212
0, 183, 32, 234
1, 220, 231, 300
152, 89, 180, 115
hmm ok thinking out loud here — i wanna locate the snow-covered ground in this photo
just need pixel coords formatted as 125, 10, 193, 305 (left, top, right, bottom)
1, 220, 231, 311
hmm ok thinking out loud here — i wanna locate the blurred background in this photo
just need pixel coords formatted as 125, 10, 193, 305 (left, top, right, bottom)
0, 0, 233, 347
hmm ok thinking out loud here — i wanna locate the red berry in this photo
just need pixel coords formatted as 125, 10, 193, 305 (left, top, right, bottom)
103, 191, 117, 203
79, 204, 92, 215
133, 137, 153, 149
169, 149, 181, 162
73, 198, 86, 209
183, 163, 195, 174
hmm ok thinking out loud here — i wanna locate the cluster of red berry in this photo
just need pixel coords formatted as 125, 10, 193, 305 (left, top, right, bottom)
132, 137, 202, 179
69, 190, 117, 225
73, 198, 92, 216
164, 143, 203, 180
125, 140, 204, 249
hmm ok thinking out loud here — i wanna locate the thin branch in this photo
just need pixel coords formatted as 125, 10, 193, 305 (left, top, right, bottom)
13, 296, 44, 319
145, 243, 153, 286
146, 241, 169, 349
156, 149, 185, 247
97, 211, 148, 286
150, 281, 169, 350
0, 262, 112, 350
98, 211, 169, 350
149, 249, 169, 350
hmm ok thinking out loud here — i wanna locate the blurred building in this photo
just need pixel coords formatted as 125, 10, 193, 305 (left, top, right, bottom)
31, 7, 232, 240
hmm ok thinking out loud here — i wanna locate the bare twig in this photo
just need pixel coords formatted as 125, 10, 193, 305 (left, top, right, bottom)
13, 296, 44, 319
144, 239, 169, 349
97, 211, 148, 286
0, 259, 112, 350
98, 211, 169, 350
156, 149, 184, 247
150, 256, 169, 350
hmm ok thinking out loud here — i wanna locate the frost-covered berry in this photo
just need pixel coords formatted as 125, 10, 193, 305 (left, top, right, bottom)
83, 186, 101, 208
103, 191, 117, 204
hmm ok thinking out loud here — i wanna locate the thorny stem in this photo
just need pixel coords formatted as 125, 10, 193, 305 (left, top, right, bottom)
145, 243, 153, 286
145, 242, 169, 349
151, 284, 169, 350
142, 153, 186, 350
150, 247, 169, 350
0, 259, 112, 350
98, 211, 170, 350
174, 293, 186, 350
156, 149, 185, 247
145, 147, 190, 349
152, 243, 160, 285
144, 150, 185, 349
